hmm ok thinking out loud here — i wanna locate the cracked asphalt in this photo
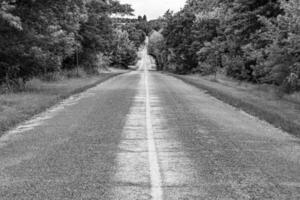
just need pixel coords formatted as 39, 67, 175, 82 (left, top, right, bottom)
0, 47, 299, 200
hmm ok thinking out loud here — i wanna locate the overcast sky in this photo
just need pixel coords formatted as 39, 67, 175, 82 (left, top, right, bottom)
120, 0, 186, 20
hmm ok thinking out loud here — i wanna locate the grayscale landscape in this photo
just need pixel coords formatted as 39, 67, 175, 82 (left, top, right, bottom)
0, 0, 299, 199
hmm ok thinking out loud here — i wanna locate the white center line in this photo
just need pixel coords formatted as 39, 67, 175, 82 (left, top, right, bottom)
144, 53, 163, 200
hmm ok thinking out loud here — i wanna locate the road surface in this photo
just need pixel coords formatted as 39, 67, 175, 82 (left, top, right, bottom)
0, 47, 299, 200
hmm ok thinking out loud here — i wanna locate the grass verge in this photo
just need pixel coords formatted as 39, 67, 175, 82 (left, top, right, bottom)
0, 72, 124, 137
170, 73, 300, 137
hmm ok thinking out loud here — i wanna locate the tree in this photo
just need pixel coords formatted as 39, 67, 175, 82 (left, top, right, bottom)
135, 15, 151, 35
254, 0, 300, 92
0, 0, 136, 87
220, 0, 281, 80
74, 0, 134, 72
143, 15, 147, 21
0, 0, 22, 30
0, 0, 87, 85
162, 10, 198, 73
111, 29, 138, 68
148, 31, 166, 70
75, 0, 113, 72
122, 23, 146, 48
144, 0, 299, 94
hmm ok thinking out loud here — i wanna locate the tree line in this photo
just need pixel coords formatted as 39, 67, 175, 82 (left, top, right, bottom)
0, 0, 147, 88
148, 0, 300, 94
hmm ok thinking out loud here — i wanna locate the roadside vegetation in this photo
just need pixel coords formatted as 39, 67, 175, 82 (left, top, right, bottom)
148, 0, 300, 95
0, 0, 149, 134
0, 0, 147, 91
147, 0, 300, 135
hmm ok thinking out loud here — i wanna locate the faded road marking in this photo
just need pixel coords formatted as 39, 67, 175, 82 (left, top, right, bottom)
113, 72, 150, 199
114, 50, 163, 199
144, 52, 163, 200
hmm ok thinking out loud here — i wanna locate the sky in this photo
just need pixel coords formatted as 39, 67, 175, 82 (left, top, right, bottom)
119, 0, 186, 20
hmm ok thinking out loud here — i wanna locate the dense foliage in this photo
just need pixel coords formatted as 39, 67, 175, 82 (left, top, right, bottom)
149, 0, 300, 93
148, 31, 166, 71
119, 16, 149, 48
110, 29, 138, 68
0, 0, 145, 88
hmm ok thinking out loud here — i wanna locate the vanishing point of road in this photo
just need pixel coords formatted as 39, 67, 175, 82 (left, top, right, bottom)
0, 47, 299, 200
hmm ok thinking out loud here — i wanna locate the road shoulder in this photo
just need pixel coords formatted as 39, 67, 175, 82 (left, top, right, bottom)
168, 73, 300, 137
0, 72, 125, 137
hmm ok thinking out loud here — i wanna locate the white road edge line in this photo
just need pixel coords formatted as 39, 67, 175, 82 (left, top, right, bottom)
144, 55, 163, 200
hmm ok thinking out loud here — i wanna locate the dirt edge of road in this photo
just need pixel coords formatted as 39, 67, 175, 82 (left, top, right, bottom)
0, 72, 125, 137
169, 73, 300, 137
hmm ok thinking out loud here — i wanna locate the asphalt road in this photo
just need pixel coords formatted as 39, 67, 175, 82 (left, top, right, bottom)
0, 47, 299, 200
